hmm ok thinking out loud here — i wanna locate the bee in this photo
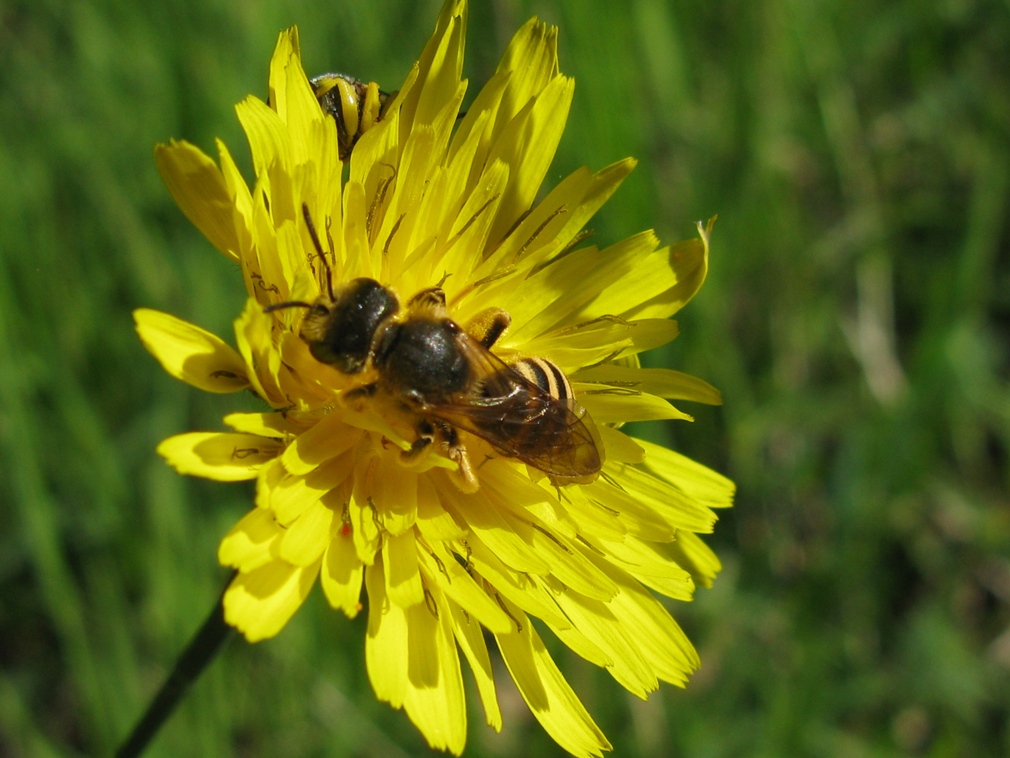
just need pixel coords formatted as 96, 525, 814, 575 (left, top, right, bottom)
310, 72, 395, 161
266, 206, 603, 490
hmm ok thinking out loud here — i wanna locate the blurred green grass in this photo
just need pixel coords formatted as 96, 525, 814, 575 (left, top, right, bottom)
2, 0, 1009, 755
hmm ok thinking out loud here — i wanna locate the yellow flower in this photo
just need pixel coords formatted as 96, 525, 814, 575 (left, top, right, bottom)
138, 1, 734, 755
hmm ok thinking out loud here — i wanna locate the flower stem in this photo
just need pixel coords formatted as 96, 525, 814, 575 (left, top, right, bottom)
115, 578, 236, 757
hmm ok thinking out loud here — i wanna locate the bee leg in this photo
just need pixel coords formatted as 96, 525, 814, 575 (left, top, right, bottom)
466, 308, 511, 349
451, 448, 479, 492
407, 287, 447, 310
402, 420, 435, 461
437, 422, 479, 492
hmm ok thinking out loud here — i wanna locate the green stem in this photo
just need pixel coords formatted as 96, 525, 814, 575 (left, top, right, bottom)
115, 579, 236, 757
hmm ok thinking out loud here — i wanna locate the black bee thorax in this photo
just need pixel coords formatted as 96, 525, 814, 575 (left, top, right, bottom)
374, 318, 471, 403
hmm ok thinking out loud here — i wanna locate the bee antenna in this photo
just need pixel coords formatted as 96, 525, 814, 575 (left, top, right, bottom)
302, 203, 335, 301
264, 300, 316, 313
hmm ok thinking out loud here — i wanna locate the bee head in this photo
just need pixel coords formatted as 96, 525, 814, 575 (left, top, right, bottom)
289, 278, 399, 374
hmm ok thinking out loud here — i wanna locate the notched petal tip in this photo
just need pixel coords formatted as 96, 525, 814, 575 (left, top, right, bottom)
135, 309, 250, 393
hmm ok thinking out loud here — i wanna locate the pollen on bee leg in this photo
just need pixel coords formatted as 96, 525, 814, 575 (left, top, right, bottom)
465, 307, 511, 349
449, 445, 479, 493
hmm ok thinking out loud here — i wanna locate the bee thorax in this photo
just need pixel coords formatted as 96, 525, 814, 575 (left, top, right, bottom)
375, 319, 471, 403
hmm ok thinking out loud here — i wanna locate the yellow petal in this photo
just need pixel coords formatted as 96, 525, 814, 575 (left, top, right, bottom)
487, 75, 574, 247
573, 364, 723, 405
522, 317, 680, 374
235, 96, 293, 208
233, 299, 286, 407
540, 616, 612, 671
471, 158, 634, 284
522, 523, 617, 601
350, 95, 403, 186
223, 558, 320, 641
447, 602, 501, 730
583, 477, 677, 541
383, 529, 425, 608
665, 530, 724, 588
587, 535, 695, 601
605, 462, 719, 534
411, 2, 465, 131
380, 125, 437, 278
414, 475, 466, 541
436, 480, 549, 574
466, 540, 570, 630
417, 540, 513, 634
223, 411, 297, 437
321, 528, 364, 618
272, 452, 355, 525
278, 499, 335, 566
371, 454, 418, 536
154, 140, 240, 261
350, 459, 383, 565
398, 0, 467, 143
447, 71, 510, 192
545, 576, 657, 699
559, 483, 627, 542
480, 483, 614, 602
365, 560, 408, 707
549, 158, 637, 265
495, 599, 611, 758
341, 179, 372, 279
245, 199, 291, 305
281, 411, 362, 476
494, 18, 559, 132
270, 29, 327, 168
218, 507, 282, 572
216, 138, 253, 261
480, 462, 578, 540
499, 245, 616, 344
403, 584, 467, 755
577, 388, 693, 424
598, 426, 645, 465
266, 28, 299, 122
466, 156, 573, 291
636, 437, 736, 509
254, 457, 286, 511
589, 557, 700, 686
135, 309, 249, 393
157, 432, 282, 481
584, 221, 712, 321
434, 159, 510, 293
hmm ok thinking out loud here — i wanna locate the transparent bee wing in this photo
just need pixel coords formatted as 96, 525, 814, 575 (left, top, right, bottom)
423, 332, 603, 480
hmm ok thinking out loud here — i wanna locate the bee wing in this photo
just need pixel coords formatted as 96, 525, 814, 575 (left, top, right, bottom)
424, 333, 603, 480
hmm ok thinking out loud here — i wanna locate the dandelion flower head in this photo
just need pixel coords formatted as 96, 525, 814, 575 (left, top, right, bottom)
137, 2, 735, 755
